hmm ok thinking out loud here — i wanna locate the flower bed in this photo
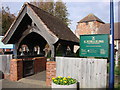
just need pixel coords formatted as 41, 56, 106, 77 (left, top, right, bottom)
52, 76, 77, 89
52, 76, 77, 85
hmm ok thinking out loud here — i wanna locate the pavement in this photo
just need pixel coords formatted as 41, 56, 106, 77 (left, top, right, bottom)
1, 70, 120, 89
1, 71, 51, 89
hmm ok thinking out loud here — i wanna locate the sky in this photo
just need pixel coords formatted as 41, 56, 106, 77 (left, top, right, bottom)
1, 0, 119, 31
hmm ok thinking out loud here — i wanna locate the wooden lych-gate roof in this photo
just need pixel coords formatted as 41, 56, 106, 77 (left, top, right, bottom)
98, 22, 120, 40
2, 3, 79, 45
78, 13, 105, 24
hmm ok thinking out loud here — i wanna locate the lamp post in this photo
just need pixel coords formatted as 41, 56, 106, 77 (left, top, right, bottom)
109, 0, 115, 88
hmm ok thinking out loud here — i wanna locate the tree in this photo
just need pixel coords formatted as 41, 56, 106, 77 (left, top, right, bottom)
55, 0, 70, 26
30, 0, 70, 26
2, 6, 15, 35
31, 0, 54, 15
39, 0, 54, 15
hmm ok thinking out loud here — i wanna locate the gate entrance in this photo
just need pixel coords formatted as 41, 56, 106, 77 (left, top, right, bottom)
23, 59, 34, 77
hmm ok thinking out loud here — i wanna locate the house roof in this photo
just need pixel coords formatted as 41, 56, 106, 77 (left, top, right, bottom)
78, 13, 105, 23
98, 22, 120, 40
2, 3, 79, 44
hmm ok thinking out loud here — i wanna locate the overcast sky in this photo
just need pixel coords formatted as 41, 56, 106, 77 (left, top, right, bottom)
1, 0, 119, 31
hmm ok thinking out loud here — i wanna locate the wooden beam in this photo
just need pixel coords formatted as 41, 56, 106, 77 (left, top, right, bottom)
50, 45, 55, 61
27, 6, 59, 45
2, 6, 27, 44
17, 26, 34, 49
62, 45, 67, 57
17, 25, 56, 49
69, 45, 74, 55
13, 43, 18, 59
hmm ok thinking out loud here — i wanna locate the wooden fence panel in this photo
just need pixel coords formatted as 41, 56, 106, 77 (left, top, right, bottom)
0, 55, 13, 74
56, 57, 107, 88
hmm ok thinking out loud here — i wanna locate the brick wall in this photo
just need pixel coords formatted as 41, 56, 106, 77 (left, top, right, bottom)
34, 57, 47, 74
7, 57, 46, 81
10, 59, 23, 81
46, 61, 56, 86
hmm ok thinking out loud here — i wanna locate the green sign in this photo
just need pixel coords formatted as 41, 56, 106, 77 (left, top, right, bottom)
80, 34, 109, 58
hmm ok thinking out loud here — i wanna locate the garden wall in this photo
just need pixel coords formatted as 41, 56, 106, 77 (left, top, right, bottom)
5, 57, 46, 81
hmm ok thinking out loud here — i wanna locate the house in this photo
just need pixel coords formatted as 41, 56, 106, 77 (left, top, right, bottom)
75, 13, 120, 65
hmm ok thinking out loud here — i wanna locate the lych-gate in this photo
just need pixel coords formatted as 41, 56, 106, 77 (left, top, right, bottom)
2, 3, 79, 80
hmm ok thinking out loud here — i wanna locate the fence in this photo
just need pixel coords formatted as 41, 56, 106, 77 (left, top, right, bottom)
0, 55, 13, 74
56, 57, 107, 88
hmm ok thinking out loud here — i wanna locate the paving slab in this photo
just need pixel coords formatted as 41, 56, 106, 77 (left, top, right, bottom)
2, 71, 50, 89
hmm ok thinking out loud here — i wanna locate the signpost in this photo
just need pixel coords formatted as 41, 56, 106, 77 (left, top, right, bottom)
80, 34, 109, 58
109, 0, 115, 88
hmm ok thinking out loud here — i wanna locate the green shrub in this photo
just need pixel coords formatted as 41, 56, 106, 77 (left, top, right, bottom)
107, 63, 120, 76
115, 65, 120, 75
115, 82, 120, 88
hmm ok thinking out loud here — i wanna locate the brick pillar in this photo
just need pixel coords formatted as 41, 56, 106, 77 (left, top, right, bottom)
10, 59, 23, 81
46, 61, 56, 86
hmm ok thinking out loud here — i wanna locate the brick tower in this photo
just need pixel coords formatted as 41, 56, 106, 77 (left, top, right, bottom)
75, 13, 105, 38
